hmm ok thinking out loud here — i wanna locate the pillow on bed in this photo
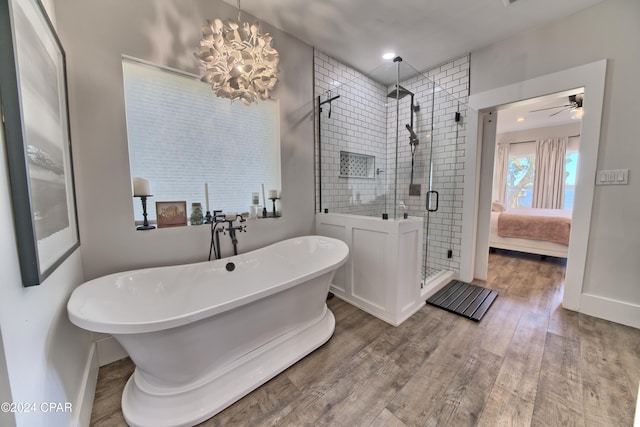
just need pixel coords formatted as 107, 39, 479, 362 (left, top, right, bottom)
492, 201, 506, 212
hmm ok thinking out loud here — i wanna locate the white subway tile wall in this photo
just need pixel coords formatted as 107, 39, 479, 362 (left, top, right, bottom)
314, 50, 470, 276
315, 50, 389, 217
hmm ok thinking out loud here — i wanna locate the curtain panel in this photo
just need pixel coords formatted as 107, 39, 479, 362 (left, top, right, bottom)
533, 137, 567, 209
493, 143, 509, 204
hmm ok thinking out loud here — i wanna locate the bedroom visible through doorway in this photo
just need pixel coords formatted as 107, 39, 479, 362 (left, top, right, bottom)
466, 59, 606, 313
487, 88, 584, 279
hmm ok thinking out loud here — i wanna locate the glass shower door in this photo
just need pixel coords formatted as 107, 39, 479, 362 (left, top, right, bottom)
422, 87, 465, 283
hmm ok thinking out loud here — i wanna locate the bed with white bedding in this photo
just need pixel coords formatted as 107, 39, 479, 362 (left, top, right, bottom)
489, 208, 572, 258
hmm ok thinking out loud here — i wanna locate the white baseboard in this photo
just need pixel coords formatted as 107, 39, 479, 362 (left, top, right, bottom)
73, 344, 98, 427
95, 335, 128, 366
580, 293, 640, 329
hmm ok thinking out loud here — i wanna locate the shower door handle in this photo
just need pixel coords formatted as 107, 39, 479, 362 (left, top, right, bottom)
427, 190, 439, 212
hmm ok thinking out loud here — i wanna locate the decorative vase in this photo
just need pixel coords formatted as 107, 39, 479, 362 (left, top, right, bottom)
190, 203, 204, 225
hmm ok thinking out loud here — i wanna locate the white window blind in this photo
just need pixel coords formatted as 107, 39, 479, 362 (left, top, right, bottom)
122, 57, 281, 222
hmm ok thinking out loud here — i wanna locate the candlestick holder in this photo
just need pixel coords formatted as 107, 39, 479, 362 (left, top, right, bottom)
136, 195, 155, 230
269, 197, 280, 218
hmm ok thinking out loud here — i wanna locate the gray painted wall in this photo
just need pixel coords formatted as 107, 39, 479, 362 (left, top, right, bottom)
0, 0, 94, 424
0, 329, 14, 427
54, 0, 316, 281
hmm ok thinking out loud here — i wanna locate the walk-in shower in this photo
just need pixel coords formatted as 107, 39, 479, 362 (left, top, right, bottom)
314, 51, 473, 295
387, 80, 421, 196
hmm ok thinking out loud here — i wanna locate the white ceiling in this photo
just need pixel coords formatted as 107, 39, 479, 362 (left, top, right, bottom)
224, 0, 604, 77
496, 88, 584, 133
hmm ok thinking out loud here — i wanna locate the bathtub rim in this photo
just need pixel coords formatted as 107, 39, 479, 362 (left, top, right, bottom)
67, 235, 349, 334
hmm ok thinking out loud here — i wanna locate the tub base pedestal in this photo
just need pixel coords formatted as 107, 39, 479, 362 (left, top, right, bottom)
121, 307, 335, 427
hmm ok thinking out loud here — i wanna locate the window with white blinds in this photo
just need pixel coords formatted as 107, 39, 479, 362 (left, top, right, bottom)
122, 57, 281, 222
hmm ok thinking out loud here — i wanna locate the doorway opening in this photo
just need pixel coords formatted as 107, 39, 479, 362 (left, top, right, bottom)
485, 89, 583, 285
465, 59, 606, 312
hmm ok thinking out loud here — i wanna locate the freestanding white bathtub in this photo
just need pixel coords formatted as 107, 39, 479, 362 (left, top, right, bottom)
67, 235, 349, 427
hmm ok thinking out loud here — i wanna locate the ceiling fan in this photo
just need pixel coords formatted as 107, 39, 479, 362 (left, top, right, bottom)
529, 93, 584, 117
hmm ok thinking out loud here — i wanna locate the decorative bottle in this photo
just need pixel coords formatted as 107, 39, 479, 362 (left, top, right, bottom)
190, 202, 204, 225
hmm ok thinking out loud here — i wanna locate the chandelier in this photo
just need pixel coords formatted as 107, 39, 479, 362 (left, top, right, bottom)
195, 1, 279, 105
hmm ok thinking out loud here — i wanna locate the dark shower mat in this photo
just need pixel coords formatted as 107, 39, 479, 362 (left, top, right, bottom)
426, 280, 498, 322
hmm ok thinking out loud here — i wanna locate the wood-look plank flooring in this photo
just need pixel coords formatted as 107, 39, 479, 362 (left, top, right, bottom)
90, 250, 640, 426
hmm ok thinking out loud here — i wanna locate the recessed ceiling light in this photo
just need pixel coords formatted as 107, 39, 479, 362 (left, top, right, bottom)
382, 52, 396, 60
516, 117, 525, 122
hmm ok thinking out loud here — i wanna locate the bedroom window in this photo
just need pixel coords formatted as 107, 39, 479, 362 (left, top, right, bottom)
564, 151, 578, 210
505, 144, 579, 210
506, 152, 535, 208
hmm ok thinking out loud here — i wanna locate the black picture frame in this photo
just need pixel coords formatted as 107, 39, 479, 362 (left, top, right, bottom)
0, 0, 80, 286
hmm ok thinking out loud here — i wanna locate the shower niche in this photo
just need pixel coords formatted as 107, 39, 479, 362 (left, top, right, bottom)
339, 151, 375, 179
314, 52, 473, 325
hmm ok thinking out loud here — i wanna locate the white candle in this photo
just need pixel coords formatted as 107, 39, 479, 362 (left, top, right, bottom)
132, 177, 150, 196
205, 183, 210, 212
268, 189, 278, 199
261, 183, 266, 205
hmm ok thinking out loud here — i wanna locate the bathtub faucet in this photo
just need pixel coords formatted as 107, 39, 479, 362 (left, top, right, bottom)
210, 211, 247, 260
227, 225, 245, 255
213, 210, 225, 223
213, 213, 247, 257
226, 215, 246, 256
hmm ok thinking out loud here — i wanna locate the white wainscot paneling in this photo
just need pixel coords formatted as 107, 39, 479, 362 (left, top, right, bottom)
316, 213, 424, 326
352, 228, 388, 310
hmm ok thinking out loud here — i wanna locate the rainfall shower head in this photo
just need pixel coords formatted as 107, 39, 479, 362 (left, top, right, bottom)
387, 85, 413, 99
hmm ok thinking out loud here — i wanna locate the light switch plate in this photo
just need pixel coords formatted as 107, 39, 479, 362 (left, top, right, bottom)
597, 169, 629, 185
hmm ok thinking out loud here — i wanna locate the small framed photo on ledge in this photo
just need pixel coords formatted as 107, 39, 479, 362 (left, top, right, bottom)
156, 201, 187, 228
